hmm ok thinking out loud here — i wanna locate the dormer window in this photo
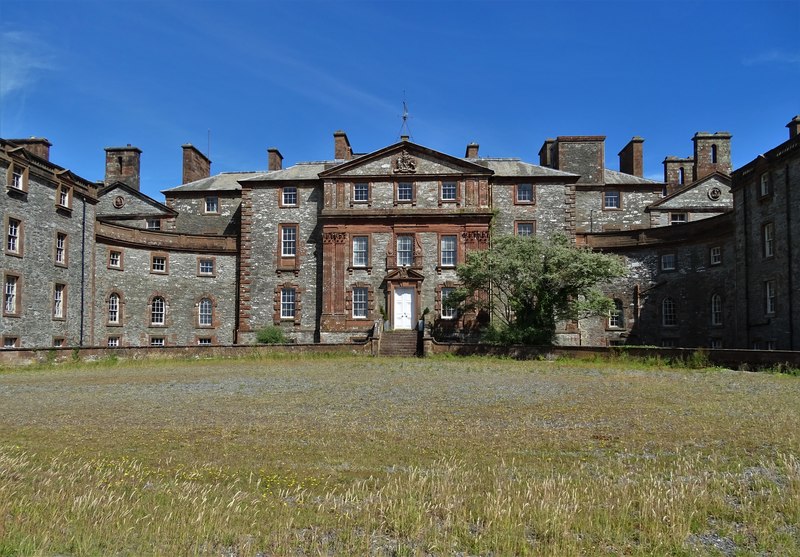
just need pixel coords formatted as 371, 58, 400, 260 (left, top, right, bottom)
7, 164, 27, 192
57, 185, 72, 209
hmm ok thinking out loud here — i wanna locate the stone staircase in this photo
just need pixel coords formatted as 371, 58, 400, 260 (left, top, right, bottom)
380, 330, 419, 357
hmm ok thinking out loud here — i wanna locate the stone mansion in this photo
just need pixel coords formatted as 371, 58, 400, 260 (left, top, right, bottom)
2, 116, 799, 350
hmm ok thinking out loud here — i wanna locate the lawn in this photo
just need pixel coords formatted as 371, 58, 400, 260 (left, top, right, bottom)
0, 355, 798, 556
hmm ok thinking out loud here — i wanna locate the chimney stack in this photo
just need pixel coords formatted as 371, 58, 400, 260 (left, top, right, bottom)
104, 145, 142, 190
10, 137, 52, 161
333, 130, 352, 160
618, 137, 644, 177
538, 138, 556, 168
268, 148, 283, 171
465, 142, 479, 158
181, 144, 211, 184
693, 132, 732, 179
663, 156, 694, 187
787, 115, 800, 139
554, 136, 606, 184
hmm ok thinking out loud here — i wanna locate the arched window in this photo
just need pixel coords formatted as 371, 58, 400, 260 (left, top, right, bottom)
609, 299, 624, 328
711, 294, 723, 325
151, 296, 166, 326
711, 144, 718, 164
199, 298, 213, 327
678, 167, 685, 185
108, 293, 120, 324
662, 297, 676, 326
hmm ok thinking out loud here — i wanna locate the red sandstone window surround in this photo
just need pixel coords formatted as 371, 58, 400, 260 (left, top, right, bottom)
280, 186, 298, 208
352, 182, 371, 205
5, 216, 23, 257
54, 232, 68, 267
3, 273, 21, 317
52, 283, 66, 320
515, 221, 536, 237
150, 253, 169, 274
603, 190, 621, 210
197, 257, 216, 277
394, 181, 416, 206
514, 183, 535, 205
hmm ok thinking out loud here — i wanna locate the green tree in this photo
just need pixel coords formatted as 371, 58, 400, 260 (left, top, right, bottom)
449, 234, 626, 345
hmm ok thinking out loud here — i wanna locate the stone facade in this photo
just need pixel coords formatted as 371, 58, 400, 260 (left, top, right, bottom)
1, 139, 97, 348
732, 118, 800, 350
3, 117, 798, 351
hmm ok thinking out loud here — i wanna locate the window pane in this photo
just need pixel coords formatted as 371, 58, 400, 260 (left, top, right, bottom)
199, 298, 213, 326
354, 183, 369, 202
441, 235, 456, 266
353, 287, 368, 318
442, 182, 457, 201
517, 223, 534, 237
517, 184, 533, 203
604, 191, 620, 208
151, 297, 165, 325
398, 183, 413, 201
352, 236, 368, 267
5, 277, 17, 313
108, 294, 119, 323
282, 187, 297, 206
441, 287, 456, 319
281, 288, 296, 318
282, 226, 297, 256
397, 236, 413, 266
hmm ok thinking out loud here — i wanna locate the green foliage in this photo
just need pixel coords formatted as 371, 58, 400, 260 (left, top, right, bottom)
255, 325, 288, 344
450, 234, 626, 345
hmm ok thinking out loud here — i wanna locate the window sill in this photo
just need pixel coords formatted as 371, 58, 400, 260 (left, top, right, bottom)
55, 262, 68, 269
5, 251, 23, 259
56, 205, 73, 216
6, 186, 28, 198
348, 266, 373, 275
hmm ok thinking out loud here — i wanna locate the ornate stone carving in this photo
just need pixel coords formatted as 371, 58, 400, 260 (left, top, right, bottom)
708, 187, 722, 201
461, 230, 490, 243
393, 150, 417, 174
322, 232, 347, 244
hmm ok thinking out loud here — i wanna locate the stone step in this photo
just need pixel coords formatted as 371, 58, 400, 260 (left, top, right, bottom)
380, 331, 419, 357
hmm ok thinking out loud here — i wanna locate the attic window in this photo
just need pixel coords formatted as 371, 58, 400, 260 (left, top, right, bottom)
146, 218, 161, 231
205, 195, 219, 213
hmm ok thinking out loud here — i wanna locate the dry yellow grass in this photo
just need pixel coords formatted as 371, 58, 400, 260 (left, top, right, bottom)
0, 355, 798, 555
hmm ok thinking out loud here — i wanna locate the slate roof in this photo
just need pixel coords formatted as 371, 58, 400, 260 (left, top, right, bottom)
161, 171, 262, 194
469, 158, 578, 178
603, 169, 663, 185
241, 162, 332, 182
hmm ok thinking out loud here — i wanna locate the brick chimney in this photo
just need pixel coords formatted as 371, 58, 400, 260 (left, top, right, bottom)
268, 148, 283, 171
693, 132, 732, 179
618, 137, 644, 177
465, 142, 479, 158
105, 145, 142, 190
334, 130, 352, 160
787, 115, 800, 139
538, 139, 556, 167
181, 144, 211, 184
9, 137, 52, 161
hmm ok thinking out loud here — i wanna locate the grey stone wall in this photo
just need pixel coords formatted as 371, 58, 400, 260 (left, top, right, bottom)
491, 182, 572, 238
1, 157, 96, 348
575, 187, 661, 232
733, 137, 800, 350
92, 240, 237, 346
240, 183, 321, 344
166, 192, 241, 235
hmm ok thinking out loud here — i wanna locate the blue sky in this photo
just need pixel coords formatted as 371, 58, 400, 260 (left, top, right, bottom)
1, 0, 798, 199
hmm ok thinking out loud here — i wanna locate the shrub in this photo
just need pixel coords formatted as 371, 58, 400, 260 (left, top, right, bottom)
256, 326, 287, 344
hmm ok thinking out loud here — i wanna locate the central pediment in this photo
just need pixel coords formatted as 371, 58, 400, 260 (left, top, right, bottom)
319, 141, 494, 179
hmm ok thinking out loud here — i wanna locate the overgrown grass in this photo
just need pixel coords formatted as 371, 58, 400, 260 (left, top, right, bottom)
1, 357, 799, 555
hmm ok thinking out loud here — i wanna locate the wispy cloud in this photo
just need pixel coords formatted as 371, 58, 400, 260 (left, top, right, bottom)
742, 50, 800, 67
0, 31, 55, 99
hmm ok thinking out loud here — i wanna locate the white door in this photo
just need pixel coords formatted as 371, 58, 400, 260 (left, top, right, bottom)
393, 288, 414, 330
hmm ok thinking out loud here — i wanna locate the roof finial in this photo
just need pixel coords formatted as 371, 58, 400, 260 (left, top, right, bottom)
398, 94, 412, 141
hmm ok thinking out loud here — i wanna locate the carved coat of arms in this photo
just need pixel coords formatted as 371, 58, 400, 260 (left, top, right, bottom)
393, 150, 417, 174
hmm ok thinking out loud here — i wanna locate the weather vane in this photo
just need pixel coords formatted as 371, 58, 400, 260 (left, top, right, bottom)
398, 95, 412, 141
